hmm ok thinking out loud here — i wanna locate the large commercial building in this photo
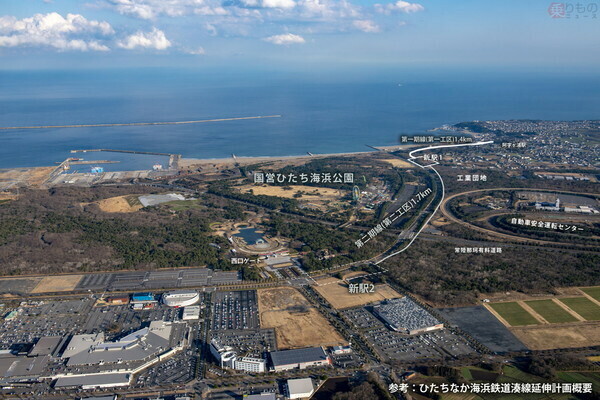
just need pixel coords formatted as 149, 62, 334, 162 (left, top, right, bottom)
269, 347, 330, 372
162, 290, 200, 307
373, 297, 443, 335
63, 321, 173, 366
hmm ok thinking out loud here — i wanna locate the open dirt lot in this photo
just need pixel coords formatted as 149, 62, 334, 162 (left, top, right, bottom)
95, 195, 143, 213
314, 277, 402, 310
511, 322, 600, 350
239, 184, 347, 201
0, 167, 55, 189
258, 287, 347, 349
31, 275, 83, 293
381, 158, 414, 168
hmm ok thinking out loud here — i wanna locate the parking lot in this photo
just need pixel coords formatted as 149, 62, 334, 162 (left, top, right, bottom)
212, 328, 278, 354
212, 290, 260, 331
135, 344, 198, 386
0, 296, 188, 350
74, 268, 242, 292
341, 306, 475, 362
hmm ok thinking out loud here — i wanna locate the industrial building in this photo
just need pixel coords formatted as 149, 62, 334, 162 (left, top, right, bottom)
373, 297, 443, 335
269, 347, 330, 372
287, 377, 315, 399
162, 290, 200, 307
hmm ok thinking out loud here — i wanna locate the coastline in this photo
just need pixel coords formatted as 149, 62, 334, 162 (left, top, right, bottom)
179, 144, 415, 168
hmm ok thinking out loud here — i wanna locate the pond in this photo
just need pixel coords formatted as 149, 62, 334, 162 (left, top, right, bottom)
234, 227, 265, 245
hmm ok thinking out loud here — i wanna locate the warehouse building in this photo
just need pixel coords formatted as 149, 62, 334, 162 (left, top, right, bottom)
286, 377, 315, 399
269, 347, 330, 372
373, 297, 443, 335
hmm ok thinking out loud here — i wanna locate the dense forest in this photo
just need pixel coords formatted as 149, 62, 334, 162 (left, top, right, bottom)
267, 216, 393, 271
0, 187, 230, 275
381, 240, 600, 306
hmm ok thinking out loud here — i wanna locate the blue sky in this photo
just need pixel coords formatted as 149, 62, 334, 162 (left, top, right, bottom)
0, 0, 599, 71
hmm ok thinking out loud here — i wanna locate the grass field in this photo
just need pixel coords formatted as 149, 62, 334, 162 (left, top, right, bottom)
166, 199, 203, 211
489, 302, 540, 326
581, 286, 600, 302
524, 299, 578, 323
556, 371, 600, 388
558, 297, 600, 321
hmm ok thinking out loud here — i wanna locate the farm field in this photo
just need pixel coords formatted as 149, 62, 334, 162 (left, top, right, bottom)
580, 286, 600, 302
524, 299, 578, 324
257, 287, 347, 350
511, 323, 600, 350
488, 302, 540, 326
558, 297, 600, 321
314, 277, 402, 309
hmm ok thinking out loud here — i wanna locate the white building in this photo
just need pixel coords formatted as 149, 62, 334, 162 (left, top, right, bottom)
332, 346, 352, 355
287, 378, 314, 399
182, 306, 201, 320
234, 356, 266, 373
162, 290, 200, 307
210, 338, 236, 369
210, 339, 265, 372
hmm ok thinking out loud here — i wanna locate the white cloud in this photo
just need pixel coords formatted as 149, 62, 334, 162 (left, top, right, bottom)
353, 19, 379, 32
296, 0, 358, 19
375, 0, 424, 14
117, 27, 171, 49
0, 12, 113, 51
264, 33, 305, 44
106, 0, 229, 19
186, 46, 206, 54
262, 0, 296, 8
236, 0, 296, 9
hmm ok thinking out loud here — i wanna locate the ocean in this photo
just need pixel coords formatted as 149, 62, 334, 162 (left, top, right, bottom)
1, 69, 599, 169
